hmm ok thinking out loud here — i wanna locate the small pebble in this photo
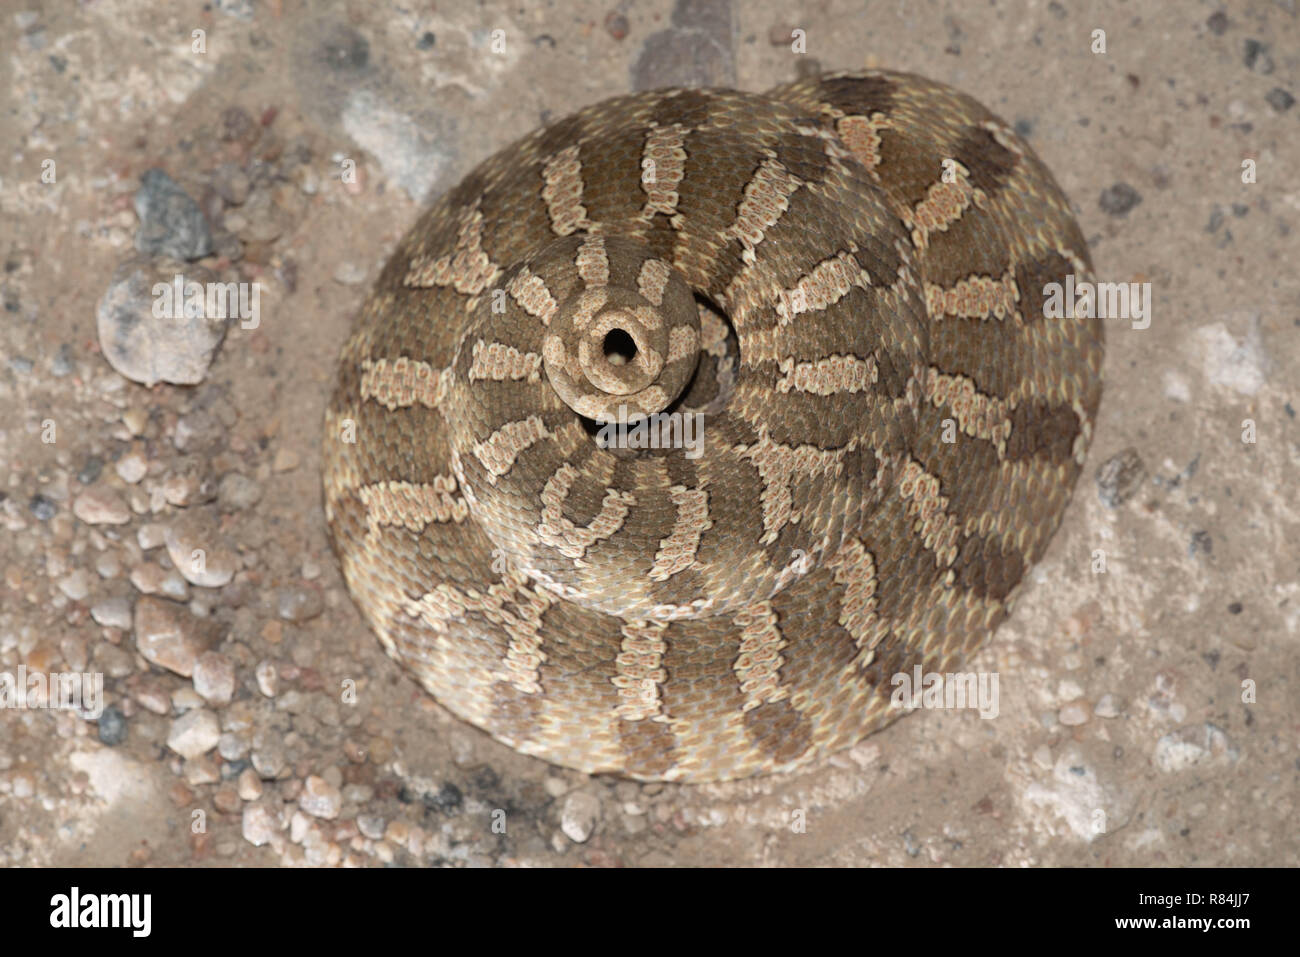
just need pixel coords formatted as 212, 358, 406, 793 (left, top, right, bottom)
94, 552, 122, 579
134, 596, 211, 677
97, 706, 128, 746
1243, 38, 1273, 75
91, 642, 135, 680
56, 569, 92, 602
242, 803, 281, 846
604, 12, 629, 40
172, 686, 206, 712
237, 768, 263, 801
29, 495, 57, 521
218, 472, 263, 511
251, 740, 287, 779
130, 563, 190, 600
1093, 694, 1122, 718
115, 450, 149, 484
1265, 88, 1294, 113
122, 407, 150, 436
1059, 701, 1091, 726
272, 448, 301, 472
212, 162, 251, 206
164, 513, 239, 588
12, 771, 36, 799
50, 344, 75, 377
97, 255, 227, 386
131, 677, 172, 715
1098, 182, 1142, 217
192, 651, 236, 706
255, 660, 279, 697
167, 708, 222, 759
136, 523, 167, 550
134, 168, 213, 261
77, 456, 104, 485
218, 731, 250, 761
184, 754, 220, 786
277, 586, 324, 622
560, 790, 601, 843
299, 774, 343, 820
1095, 447, 1145, 508
290, 811, 312, 844
72, 486, 132, 525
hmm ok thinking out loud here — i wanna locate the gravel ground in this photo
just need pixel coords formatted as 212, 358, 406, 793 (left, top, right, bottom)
0, 0, 1296, 867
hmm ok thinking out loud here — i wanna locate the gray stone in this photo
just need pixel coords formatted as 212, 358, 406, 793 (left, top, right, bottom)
1095, 448, 1145, 508
134, 168, 213, 261
1099, 182, 1142, 216
90, 596, 133, 630
164, 512, 239, 588
96, 256, 228, 386
97, 706, 128, 746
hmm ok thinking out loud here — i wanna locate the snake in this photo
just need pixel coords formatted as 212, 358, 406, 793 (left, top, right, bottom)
322, 70, 1104, 783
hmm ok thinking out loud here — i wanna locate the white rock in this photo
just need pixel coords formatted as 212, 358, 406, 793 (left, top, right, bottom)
560, 790, 601, 843
166, 708, 221, 759
1196, 318, 1267, 396
1093, 694, 1122, 718
1153, 724, 1236, 773
193, 651, 236, 705
241, 803, 282, 846
298, 774, 342, 820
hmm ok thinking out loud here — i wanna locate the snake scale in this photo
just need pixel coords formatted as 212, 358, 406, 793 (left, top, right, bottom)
323, 70, 1104, 782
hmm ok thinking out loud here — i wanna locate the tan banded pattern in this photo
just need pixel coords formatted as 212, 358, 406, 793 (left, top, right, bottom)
506, 266, 559, 326
640, 124, 688, 218
612, 620, 670, 721
722, 157, 803, 264
324, 70, 1103, 782
541, 144, 591, 236
649, 485, 711, 582
468, 339, 542, 383
358, 478, 468, 537
404, 207, 498, 294
360, 357, 448, 411
537, 462, 637, 561
472, 415, 552, 480
732, 602, 791, 712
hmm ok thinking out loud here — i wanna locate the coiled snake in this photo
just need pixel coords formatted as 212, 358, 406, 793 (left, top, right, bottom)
323, 70, 1104, 782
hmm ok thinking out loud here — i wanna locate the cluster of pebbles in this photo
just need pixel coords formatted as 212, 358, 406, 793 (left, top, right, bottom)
0, 104, 708, 868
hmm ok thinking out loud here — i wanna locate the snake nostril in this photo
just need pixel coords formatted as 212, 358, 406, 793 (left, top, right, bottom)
602, 328, 637, 366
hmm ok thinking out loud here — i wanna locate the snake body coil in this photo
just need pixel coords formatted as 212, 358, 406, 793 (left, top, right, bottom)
323, 71, 1104, 782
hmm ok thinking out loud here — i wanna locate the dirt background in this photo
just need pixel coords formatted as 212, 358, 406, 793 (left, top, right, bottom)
1, 0, 1296, 867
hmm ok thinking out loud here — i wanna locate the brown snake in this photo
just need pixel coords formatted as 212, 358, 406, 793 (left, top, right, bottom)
322, 70, 1104, 782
